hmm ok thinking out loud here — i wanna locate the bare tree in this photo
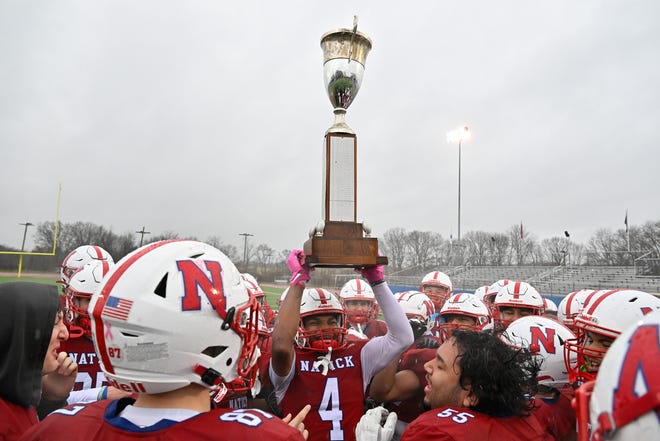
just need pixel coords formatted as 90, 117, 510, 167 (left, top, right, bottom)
636, 221, 660, 264
254, 243, 275, 268
145, 231, 181, 244
508, 224, 536, 265
463, 231, 491, 265
381, 227, 408, 270
488, 233, 509, 265
585, 229, 617, 265
206, 236, 240, 261
541, 236, 570, 265
405, 230, 441, 268
218, 243, 239, 262
113, 232, 136, 260
427, 237, 451, 266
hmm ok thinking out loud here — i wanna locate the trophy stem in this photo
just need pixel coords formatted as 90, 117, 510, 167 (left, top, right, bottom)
327, 108, 354, 134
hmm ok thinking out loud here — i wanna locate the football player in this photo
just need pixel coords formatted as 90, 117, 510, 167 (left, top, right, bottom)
20, 240, 310, 441
339, 278, 387, 338
503, 316, 577, 441
492, 281, 545, 330
573, 309, 660, 441
564, 288, 660, 385
270, 250, 413, 441
61, 260, 131, 404
400, 330, 548, 440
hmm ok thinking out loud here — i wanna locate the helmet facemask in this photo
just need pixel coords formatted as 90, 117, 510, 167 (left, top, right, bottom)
344, 299, 377, 325
297, 312, 347, 352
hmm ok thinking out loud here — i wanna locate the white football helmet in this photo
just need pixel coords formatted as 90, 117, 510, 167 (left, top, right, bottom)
65, 260, 113, 338
297, 288, 346, 351
543, 297, 558, 314
278, 287, 290, 310
60, 245, 114, 286
575, 309, 660, 440
564, 289, 660, 384
473, 285, 492, 302
492, 281, 545, 329
339, 279, 377, 325
420, 271, 453, 310
484, 279, 512, 313
395, 290, 435, 340
557, 289, 596, 331
89, 240, 259, 395
241, 273, 266, 305
502, 316, 576, 388
436, 293, 491, 340
488, 279, 512, 294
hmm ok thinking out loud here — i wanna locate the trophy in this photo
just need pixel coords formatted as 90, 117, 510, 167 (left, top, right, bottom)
303, 19, 388, 268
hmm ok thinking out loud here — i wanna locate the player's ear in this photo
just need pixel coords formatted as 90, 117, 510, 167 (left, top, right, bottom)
462, 389, 479, 407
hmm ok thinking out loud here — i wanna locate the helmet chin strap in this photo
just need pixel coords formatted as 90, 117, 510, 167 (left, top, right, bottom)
313, 347, 333, 376
67, 324, 85, 339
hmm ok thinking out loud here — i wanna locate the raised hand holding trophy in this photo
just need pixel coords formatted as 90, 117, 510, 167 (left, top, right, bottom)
303, 18, 388, 268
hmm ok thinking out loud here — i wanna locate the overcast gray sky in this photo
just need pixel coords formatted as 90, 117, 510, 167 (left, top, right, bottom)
1, 1, 659, 255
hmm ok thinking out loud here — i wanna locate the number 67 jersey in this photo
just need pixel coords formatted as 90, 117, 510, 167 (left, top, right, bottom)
19, 398, 305, 441
400, 406, 553, 441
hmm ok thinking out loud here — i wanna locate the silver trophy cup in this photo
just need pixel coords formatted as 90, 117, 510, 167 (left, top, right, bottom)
320, 27, 372, 134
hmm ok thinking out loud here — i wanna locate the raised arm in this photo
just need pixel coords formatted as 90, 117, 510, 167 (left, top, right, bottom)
270, 250, 311, 377
361, 281, 414, 378
358, 264, 414, 384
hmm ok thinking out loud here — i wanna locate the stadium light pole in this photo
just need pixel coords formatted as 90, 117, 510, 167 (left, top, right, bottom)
19, 222, 34, 252
238, 233, 254, 267
17, 222, 34, 278
447, 126, 471, 241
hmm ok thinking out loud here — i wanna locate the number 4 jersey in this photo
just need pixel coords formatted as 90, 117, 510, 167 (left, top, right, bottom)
274, 340, 369, 441
401, 406, 553, 441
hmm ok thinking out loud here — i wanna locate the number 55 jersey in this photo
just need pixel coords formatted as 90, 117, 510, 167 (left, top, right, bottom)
401, 406, 553, 441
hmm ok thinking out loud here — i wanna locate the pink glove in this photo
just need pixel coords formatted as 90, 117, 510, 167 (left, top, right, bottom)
287, 250, 312, 287
356, 264, 384, 284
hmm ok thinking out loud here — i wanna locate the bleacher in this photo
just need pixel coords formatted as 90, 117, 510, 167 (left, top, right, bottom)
379, 265, 660, 296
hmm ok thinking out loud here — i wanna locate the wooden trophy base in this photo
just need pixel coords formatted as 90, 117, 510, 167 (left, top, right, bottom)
303, 221, 388, 268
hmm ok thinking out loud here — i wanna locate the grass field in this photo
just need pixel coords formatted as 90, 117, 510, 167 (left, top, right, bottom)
0, 275, 58, 285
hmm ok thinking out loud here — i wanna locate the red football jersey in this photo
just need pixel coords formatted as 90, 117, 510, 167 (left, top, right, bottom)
532, 393, 576, 441
60, 336, 108, 391
277, 340, 369, 441
19, 399, 305, 441
385, 347, 436, 423
0, 398, 37, 441
363, 320, 388, 339
401, 406, 553, 441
